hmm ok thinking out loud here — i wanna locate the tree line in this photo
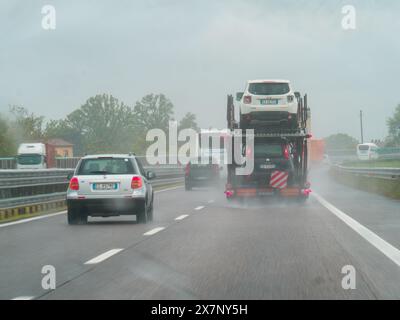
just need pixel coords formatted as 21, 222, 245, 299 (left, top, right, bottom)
0, 93, 199, 157
325, 104, 400, 150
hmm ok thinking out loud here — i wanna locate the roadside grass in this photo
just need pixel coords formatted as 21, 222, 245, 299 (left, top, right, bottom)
330, 169, 400, 199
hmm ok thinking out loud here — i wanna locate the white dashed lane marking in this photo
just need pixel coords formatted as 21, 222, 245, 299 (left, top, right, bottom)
175, 215, 189, 221
84, 249, 124, 265
143, 227, 165, 236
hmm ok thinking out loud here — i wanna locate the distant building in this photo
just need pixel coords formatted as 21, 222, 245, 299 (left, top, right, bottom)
46, 138, 74, 157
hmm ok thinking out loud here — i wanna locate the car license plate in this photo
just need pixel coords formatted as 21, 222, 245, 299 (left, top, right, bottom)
93, 183, 117, 190
260, 99, 279, 105
260, 164, 276, 169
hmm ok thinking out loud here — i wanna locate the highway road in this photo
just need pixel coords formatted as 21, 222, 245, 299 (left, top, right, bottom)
1, 166, 400, 300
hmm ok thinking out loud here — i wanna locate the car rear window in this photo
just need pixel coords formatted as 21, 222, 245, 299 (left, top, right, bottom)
248, 82, 290, 95
358, 145, 370, 151
253, 144, 283, 158
77, 157, 136, 175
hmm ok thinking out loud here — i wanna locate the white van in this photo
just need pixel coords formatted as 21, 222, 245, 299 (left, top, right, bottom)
357, 143, 379, 161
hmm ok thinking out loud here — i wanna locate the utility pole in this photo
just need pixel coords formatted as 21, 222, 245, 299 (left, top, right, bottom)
360, 110, 364, 144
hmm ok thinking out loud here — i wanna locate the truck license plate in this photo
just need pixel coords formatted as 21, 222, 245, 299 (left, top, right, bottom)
260, 164, 276, 169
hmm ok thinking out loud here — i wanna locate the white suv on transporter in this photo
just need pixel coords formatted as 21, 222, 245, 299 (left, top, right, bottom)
238, 79, 299, 129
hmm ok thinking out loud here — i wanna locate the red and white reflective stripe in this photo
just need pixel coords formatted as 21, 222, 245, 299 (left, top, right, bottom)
270, 170, 289, 189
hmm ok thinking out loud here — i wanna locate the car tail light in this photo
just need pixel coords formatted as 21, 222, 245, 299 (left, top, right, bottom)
243, 95, 252, 104
287, 95, 294, 103
131, 176, 143, 189
283, 146, 290, 160
69, 177, 79, 190
185, 163, 190, 177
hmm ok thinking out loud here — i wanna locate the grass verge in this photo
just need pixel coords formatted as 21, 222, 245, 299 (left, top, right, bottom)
330, 168, 400, 199
342, 159, 400, 168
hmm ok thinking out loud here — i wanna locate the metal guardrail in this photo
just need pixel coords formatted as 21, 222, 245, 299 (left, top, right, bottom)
0, 192, 67, 208
0, 166, 184, 208
0, 169, 74, 188
377, 153, 400, 160
334, 165, 400, 180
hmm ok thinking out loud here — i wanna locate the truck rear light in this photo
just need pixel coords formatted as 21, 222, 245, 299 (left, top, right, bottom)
287, 95, 294, 103
225, 183, 234, 198
243, 95, 252, 104
185, 163, 190, 177
69, 177, 79, 190
283, 146, 290, 160
131, 176, 143, 189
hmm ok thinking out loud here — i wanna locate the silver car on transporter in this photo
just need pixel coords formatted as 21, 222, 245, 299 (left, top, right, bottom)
66, 154, 155, 225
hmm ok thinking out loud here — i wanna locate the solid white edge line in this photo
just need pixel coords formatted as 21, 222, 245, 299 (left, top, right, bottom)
84, 248, 124, 265
195, 206, 205, 211
0, 211, 66, 228
11, 296, 35, 300
313, 192, 400, 267
143, 227, 165, 236
175, 214, 189, 221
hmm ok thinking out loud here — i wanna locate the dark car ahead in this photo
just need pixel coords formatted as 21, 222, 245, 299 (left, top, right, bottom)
184, 157, 221, 190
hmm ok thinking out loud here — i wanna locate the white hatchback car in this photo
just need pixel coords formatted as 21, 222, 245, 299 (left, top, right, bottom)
66, 154, 155, 225
238, 79, 299, 129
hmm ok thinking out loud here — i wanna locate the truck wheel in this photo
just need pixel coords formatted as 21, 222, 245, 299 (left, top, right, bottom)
137, 203, 148, 224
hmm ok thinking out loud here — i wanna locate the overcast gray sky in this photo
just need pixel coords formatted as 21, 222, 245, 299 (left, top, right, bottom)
1, 0, 399, 141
